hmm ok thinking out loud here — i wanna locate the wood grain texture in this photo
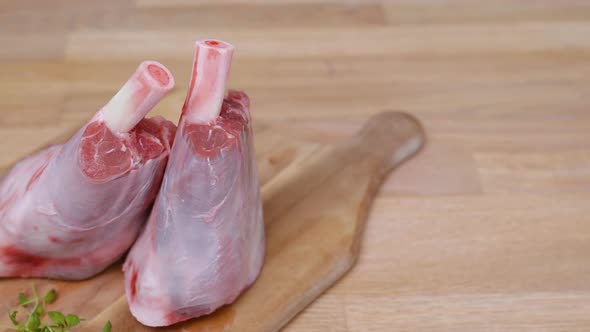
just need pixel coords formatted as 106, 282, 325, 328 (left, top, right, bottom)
1, 0, 589, 331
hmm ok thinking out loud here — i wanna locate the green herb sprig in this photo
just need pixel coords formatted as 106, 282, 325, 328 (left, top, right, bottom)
1, 286, 111, 332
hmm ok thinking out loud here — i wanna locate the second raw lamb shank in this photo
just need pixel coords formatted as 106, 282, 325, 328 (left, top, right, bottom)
124, 40, 265, 327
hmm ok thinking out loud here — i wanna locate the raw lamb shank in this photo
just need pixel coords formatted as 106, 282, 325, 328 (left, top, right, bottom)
124, 40, 264, 326
0, 61, 176, 280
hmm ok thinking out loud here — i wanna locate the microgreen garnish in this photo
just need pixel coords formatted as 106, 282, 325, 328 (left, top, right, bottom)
1, 286, 111, 331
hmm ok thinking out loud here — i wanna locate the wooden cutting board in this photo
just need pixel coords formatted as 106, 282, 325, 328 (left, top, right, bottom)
0, 111, 424, 331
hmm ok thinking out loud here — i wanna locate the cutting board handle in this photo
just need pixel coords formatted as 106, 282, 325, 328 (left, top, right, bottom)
351, 111, 426, 177
262, 111, 425, 224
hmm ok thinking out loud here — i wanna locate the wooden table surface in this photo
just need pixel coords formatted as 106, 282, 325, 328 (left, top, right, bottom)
1, 1, 590, 331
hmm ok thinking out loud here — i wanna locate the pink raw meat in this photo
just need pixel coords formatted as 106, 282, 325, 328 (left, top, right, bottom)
0, 61, 176, 280
124, 40, 264, 327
